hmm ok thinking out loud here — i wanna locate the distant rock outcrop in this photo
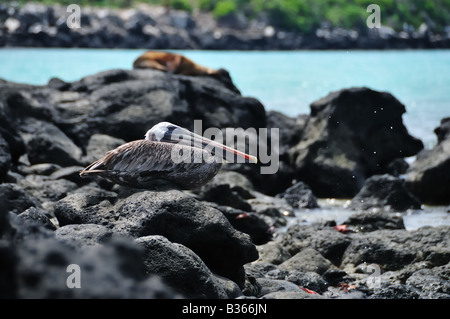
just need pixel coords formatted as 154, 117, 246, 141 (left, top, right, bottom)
1, 3, 449, 50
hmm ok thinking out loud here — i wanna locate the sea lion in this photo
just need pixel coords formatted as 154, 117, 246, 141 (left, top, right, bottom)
133, 51, 229, 77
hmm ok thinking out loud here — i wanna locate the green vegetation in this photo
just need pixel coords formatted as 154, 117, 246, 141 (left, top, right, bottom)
9, 0, 450, 32
212, 1, 237, 19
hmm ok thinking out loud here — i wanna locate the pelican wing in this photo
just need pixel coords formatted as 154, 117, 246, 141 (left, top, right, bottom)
80, 139, 208, 177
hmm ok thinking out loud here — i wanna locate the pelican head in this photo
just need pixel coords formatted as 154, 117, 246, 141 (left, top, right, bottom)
145, 122, 179, 142
145, 122, 258, 164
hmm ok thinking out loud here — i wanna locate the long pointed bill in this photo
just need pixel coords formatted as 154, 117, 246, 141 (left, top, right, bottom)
164, 126, 258, 164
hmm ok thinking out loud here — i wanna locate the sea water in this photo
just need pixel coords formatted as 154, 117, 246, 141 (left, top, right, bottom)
279, 199, 450, 232
1, 48, 449, 229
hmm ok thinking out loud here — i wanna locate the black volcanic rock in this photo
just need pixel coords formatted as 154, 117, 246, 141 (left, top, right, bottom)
349, 174, 422, 211
54, 185, 259, 288
406, 117, 450, 204
0, 68, 265, 148
276, 181, 319, 209
0, 209, 177, 298
136, 235, 241, 298
434, 117, 450, 143
342, 211, 406, 232
0, 66, 273, 190
0, 183, 42, 215
289, 87, 423, 198
0, 134, 11, 181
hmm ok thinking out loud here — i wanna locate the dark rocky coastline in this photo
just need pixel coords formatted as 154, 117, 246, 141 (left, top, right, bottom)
0, 64, 449, 299
1, 3, 449, 50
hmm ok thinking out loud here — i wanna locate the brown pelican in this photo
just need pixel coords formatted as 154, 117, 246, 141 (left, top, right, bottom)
80, 122, 258, 189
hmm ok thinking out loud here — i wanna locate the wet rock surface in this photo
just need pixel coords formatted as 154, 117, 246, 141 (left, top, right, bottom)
253, 223, 450, 299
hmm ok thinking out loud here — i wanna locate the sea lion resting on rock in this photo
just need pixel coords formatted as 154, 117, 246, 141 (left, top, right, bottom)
133, 51, 229, 77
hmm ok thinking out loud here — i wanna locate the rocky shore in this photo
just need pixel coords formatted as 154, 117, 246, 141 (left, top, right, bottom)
0, 65, 449, 299
1, 3, 449, 50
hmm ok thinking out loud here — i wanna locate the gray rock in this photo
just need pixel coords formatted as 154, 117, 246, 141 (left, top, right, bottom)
19, 119, 83, 167
49, 166, 86, 185
0, 134, 11, 181
62, 69, 264, 146
341, 235, 415, 271
84, 133, 126, 164
205, 171, 255, 191
266, 111, 306, 159
247, 191, 293, 219
215, 205, 272, 245
406, 118, 450, 204
261, 290, 323, 299
349, 174, 422, 211
386, 158, 409, 177
276, 181, 319, 209
257, 207, 289, 230
262, 111, 307, 194
212, 273, 243, 299
18, 207, 56, 230
256, 241, 291, 265
0, 183, 42, 215
285, 271, 328, 293
342, 211, 405, 232
367, 283, 420, 299
256, 278, 302, 297
196, 171, 255, 207
15, 236, 175, 298
244, 262, 279, 280
423, 247, 450, 267
340, 226, 450, 271
434, 117, 450, 143
136, 235, 238, 298
261, 266, 290, 281
277, 224, 351, 266
54, 187, 258, 287
199, 184, 252, 211
1, 209, 177, 298
405, 263, 450, 298
55, 224, 114, 246
18, 174, 78, 203
0, 106, 26, 164
53, 191, 115, 226
241, 273, 261, 297
279, 248, 337, 275
18, 163, 62, 176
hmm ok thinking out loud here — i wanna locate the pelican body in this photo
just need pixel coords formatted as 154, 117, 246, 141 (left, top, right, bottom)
80, 122, 257, 189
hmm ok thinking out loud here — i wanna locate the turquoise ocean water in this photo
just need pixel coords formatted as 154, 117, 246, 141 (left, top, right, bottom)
0, 48, 449, 229
0, 48, 449, 149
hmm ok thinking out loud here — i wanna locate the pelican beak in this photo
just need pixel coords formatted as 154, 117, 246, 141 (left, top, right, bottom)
163, 126, 258, 164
